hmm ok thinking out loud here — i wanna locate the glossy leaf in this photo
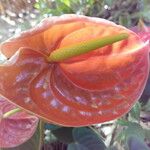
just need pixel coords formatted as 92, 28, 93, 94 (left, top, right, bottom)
143, 100, 150, 111
52, 127, 74, 144
116, 122, 145, 142
72, 127, 107, 150
129, 102, 141, 121
45, 123, 61, 131
144, 129, 150, 141
127, 136, 150, 150
107, 146, 118, 150
42, 141, 67, 150
117, 119, 130, 126
68, 143, 88, 150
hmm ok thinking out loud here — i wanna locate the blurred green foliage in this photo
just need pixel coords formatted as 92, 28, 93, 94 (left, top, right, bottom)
34, 0, 150, 27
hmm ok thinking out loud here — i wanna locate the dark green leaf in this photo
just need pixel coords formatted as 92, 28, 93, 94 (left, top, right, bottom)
127, 136, 149, 150
125, 123, 145, 140
52, 127, 74, 144
105, 0, 114, 6
72, 127, 107, 150
143, 100, 150, 111
116, 122, 145, 142
144, 129, 150, 140
45, 123, 61, 131
129, 102, 141, 121
107, 146, 118, 150
116, 119, 130, 126
68, 143, 88, 150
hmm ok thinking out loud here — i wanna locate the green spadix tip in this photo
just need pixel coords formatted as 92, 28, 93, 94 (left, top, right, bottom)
48, 33, 129, 62
2, 108, 22, 119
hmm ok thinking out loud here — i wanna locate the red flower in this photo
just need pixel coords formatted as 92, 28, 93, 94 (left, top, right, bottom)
132, 24, 150, 43
0, 15, 149, 126
0, 96, 38, 148
132, 23, 150, 102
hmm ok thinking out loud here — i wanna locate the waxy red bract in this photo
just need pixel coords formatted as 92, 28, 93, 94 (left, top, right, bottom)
0, 96, 38, 148
0, 15, 149, 126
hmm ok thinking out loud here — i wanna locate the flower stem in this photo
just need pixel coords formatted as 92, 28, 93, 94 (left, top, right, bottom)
47, 33, 129, 62
39, 120, 45, 150
3, 108, 22, 119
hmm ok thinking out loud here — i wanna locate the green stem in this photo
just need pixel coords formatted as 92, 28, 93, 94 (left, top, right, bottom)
3, 108, 22, 119
39, 120, 45, 150
47, 33, 128, 62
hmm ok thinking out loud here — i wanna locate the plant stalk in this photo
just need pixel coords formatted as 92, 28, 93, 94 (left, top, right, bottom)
47, 33, 129, 62
3, 108, 22, 119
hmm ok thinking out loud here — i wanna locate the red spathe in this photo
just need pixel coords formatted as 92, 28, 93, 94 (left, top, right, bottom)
0, 15, 149, 126
0, 96, 38, 148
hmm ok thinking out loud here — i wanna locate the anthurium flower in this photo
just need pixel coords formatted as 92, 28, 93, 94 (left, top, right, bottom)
132, 22, 150, 103
132, 22, 150, 42
0, 15, 149, 126
0, 96, 38, 148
